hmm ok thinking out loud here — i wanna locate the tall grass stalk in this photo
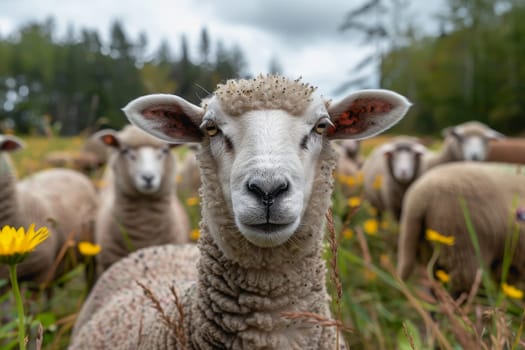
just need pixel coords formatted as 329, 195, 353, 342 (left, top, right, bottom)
8, 265, 26, 350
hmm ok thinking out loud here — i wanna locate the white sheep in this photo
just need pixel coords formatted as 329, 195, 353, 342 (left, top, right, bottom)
93, 124, 191, 275
70, 74, 410, 349
0, 135, 97, 285
422, 120, 503, 171
397, 162, 525, 296
362, 136, 428, 221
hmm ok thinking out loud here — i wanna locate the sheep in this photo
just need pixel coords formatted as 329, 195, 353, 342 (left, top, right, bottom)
333, 140, 363, 198
18, 168, 98, 272
397, 162, 525, 296
362, 136, 428, 221
422, 121, 503, 171
93, 124, 191, 275
0, 135, 97, 286
70, 75, 410, 349
487, 137, 525, 164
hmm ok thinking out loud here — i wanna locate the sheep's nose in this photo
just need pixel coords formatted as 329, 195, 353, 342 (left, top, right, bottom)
247, 178, 289, 207
141, 174, 154, 185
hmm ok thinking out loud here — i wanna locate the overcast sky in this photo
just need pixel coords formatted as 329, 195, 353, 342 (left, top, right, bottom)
0, 0, 445, 99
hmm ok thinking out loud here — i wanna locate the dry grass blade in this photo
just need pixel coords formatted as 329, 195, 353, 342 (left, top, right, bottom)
402, 322, 416, 350
281, 311, 353, 333
136, 280, 187, 348
380, 256, 453, 350
427, 276, 489, 350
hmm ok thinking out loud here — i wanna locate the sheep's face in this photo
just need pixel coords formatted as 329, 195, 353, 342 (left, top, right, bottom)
118, 145, 172, 194
445, 123, 503, 162
123, 76, 411, 250
384, 142, 426, 184
202, 96, 329, 247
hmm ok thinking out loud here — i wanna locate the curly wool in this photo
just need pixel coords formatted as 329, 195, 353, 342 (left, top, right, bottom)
70, 138, 345, 349
214, 74, 318, 117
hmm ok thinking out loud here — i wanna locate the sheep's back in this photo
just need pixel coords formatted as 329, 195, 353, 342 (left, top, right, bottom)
403, 162, 525, 292
71, 243, 199, 347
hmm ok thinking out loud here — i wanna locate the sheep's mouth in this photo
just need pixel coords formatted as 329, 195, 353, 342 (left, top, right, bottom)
246, 223, 292, 234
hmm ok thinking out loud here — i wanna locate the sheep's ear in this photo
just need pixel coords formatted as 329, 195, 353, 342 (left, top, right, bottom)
412, 143, 428, 155
442, 126, 459, 139
0, 135, 25, 152
485, 128, 505, 141
122, 94, 204, 144
327, 90, 411, 140
94, 129, 120, 149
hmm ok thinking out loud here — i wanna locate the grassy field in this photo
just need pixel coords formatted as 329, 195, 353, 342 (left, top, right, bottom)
1, 135, 524, 349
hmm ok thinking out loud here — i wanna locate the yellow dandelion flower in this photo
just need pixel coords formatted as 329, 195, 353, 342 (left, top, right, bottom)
0, 224, 49, 265
186, 197, 200, 206
372, 175, 383, 190
190, 229, 200, 241
78, 241, 102, 256
425, 229, 455, 246
502, 282, 523, 299
342, 228, 354, 239
345, 175, 356, 187
347, 196, 361, 208
363, 219, 379, 235
435, 269, 450, 283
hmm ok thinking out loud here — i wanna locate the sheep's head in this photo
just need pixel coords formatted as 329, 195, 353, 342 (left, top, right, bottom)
96, 125, 176, 196
382, 138, 427, 184
123, 75, 410, 248
442, 121, 504, 161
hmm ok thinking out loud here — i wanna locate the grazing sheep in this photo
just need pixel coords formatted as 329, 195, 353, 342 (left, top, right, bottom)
422, 121, 503, 171
93, 125, 191, 274
0, 136, 69, 286
397, 162, 525, 296
18, 168, 98, 271
362, 136, 427, 221
70, 75, 410, 349
487, 138, 525, 164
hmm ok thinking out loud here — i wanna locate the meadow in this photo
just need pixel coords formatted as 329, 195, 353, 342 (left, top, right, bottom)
1, 135, 524, 350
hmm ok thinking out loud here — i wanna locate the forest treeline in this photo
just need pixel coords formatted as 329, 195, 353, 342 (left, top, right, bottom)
0, 0, 524, 136
0, 19, 247, 135
379, 0, 525, 135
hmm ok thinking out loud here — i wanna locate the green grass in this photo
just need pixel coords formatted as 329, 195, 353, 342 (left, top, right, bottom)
1, 135, 525, 349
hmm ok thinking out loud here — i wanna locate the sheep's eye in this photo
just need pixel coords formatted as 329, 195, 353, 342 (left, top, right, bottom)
314, 118, 330, 135
205, 120, 219, 137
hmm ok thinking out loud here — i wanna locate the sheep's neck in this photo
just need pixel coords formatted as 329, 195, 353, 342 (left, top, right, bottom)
424, 138, 457, 170
0, 169, 19, 226
185, 141, 341, 349
113, 192, 173, 243
185, 231, 337, 350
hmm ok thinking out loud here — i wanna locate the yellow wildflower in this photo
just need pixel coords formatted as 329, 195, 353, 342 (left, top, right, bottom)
175, 175, 183, 184
190, 229, 200, 241
345, 175, 356, 187
347, 196, 361, 208
0, 224, 49, 265
435, 269, 450, 283
363, 219, 379, 235
502, 282, 523, 299
425, 229, 455, 246
186, 197, 200, 206
342, 228, 354, 239
372, 175, 383, 190
78, 241, 102, 256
